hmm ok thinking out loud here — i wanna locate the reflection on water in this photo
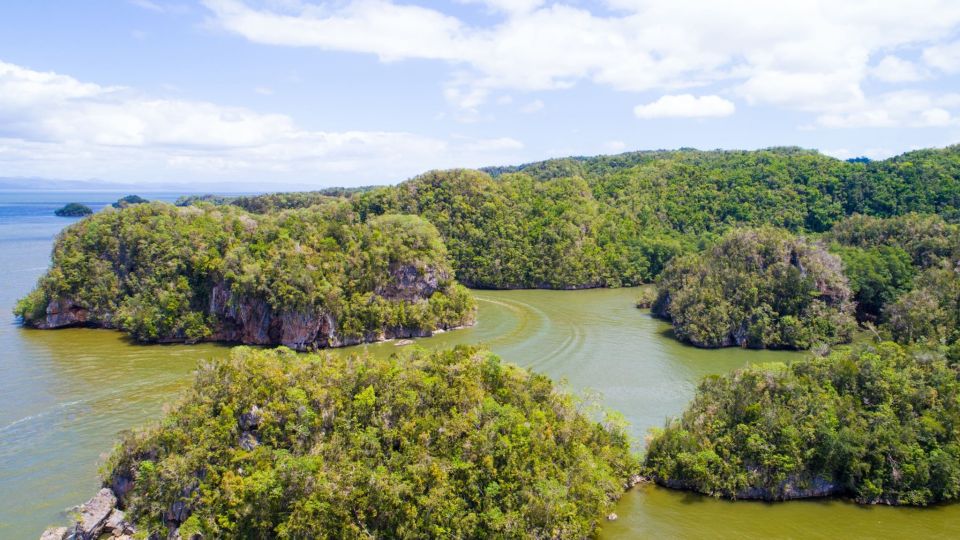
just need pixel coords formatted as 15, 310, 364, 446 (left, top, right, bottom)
2, 193, 959, 539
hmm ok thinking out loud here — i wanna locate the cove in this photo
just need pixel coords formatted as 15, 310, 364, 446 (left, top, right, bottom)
3, 195, 960, 538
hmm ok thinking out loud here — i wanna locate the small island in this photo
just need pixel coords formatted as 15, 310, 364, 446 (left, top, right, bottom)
644, 342, 960, 505
49, 345, 639, 539
53, 202, 93, 217
652, 227, 856, 350
112, 194, 149, 208
17, 201, 477, 349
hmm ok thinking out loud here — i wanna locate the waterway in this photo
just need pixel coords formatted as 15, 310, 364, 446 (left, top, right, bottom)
1, 193, 957, 538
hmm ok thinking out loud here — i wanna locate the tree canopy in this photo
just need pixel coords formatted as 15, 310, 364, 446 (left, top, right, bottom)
105, 345, 638, 539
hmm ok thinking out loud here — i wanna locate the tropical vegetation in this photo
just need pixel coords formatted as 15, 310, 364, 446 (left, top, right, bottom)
16, 202, 475, 348
651, 227, 856, 349
644, 342, 960, 505
104, 345, 638, 539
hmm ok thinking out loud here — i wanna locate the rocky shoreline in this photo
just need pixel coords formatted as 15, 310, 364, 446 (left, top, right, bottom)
27, 278, 475, 352
40, 488, 135, 540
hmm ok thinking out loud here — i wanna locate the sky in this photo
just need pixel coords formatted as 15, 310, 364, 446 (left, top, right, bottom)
2, 1, 960, 189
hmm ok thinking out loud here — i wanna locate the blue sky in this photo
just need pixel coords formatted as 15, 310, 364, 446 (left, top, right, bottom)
2, 0, 960, 188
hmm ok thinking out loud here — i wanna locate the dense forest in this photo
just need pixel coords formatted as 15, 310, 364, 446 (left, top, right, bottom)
104, 345, 638, 539
23, 146, 960, 532
644, 342, 960, 505
16, 202, 475, 349
652, 227, 856, 350
179, 146, 960, 290
644, 211, 960, 503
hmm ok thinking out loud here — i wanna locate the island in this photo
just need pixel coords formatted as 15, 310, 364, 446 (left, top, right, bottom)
644, 342, 960, 505
652, 226, 856, 350
112, 194, 149, 208
45, 346, 639, 539
53, 202, 93, 217
17, 202, 476, 349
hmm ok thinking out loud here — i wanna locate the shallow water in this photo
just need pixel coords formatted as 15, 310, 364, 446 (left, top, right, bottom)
2, 193, 958, 539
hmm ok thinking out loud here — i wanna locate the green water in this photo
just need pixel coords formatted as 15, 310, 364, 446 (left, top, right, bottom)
3, 195, 960, 538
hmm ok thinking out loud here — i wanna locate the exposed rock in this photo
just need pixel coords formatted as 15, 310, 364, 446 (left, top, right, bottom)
39, 527, 67, 540
239, 431, 259, 451
656, 474, 840, 501
625, 474, 646, 489
207, 282, 445, 351
70, 488, 117, 540
375, 263, 444, 302
239, 405, 263, 431
104, 509, 135, 537
35, 298, 90, 329
40, 495, 137, 540
110, 473, 135, 500
395, 339, 414, 346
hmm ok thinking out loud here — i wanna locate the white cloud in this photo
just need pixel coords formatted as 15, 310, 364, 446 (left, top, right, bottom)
822, 147, 896, 160
203, 0, 960, 123
129, 0, 164, 12
460, 0, 544, 15
0, 60, 526, 184
520, 99, 544, 113
254, 86, 274, 95
604, 140, 627, 153
634, 94, 734, 119
871, 55, 926, 83
815, 91, 960, 128
923, 40, 960, 73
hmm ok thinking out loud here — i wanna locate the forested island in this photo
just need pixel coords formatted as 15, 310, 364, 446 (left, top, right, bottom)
53, 203, 93, 217
17, 202, 475, 349
83, 346, 638, 539
26, 145, 960, 538
644, 342, 960, 504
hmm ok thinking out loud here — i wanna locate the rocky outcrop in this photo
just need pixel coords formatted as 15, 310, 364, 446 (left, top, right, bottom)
375, 263, 444, 302
32, 298, 92, 329
30, 267, 472, 351
40, 488, 134, 540
207, 281, 446, 351
654, 474, 841, 501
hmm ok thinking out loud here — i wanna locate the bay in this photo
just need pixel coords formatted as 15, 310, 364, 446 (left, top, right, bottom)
1, 193, 957, 539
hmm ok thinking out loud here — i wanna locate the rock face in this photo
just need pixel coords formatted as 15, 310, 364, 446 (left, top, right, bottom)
33, 298, 92, 329
39, 488, 134, 540
656, 474, 840, 501
31, 264, 469, 351
206, 280, 440, 351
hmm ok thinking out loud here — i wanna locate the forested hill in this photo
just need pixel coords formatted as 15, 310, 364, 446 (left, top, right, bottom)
183, 146, 960, 289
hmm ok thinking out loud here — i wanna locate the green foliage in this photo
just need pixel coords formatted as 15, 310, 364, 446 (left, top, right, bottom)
347, 147, 960, 289
105, 345, 638, 539
653, 227, 855, 349
645, 342, 960, 505
833, 245, 915, 321
828, 213, 960, 268
827, 213, 959, 345
176, 188, 376, 214
884, 263, 960, 346
16, 202, 475, 345
113, 194, 149, 208
54, 202, 93, 217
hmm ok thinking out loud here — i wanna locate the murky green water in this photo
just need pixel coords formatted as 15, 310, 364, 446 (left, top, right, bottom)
2, 194, 959, 538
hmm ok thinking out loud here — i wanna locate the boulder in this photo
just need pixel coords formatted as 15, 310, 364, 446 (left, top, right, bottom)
39, 527, 67, 540
238, 405, 263, 431
73, 488, 117, 540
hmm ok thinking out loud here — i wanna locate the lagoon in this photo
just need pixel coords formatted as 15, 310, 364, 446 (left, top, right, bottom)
1, 193, 958, 538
